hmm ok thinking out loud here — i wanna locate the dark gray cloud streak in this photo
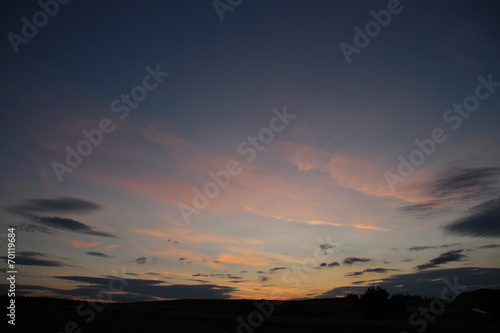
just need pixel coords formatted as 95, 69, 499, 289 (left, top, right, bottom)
477, 244, 500, 249
86, 252, 113, 258
269, 267, 287, 272
408, 243, 460, 251
345, 268, 399, 277
7, 197, 101, 214
343, 257, 371, 265
49, 275, 235, 301
398, 167, 500, 216
6, 197, 116, 238
443, 197, 500, 238
1, 251, 73, 267
415, 249, 466, 270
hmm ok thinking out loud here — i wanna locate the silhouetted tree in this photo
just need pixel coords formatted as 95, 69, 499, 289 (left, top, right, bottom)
344, 293, 359, 300
356, 286, 391, 319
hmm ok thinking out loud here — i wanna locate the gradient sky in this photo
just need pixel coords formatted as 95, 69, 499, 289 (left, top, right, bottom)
1, 0, 500, 302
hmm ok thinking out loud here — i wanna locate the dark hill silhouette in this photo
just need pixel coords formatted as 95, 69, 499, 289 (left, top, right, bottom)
3, 289, 499, 332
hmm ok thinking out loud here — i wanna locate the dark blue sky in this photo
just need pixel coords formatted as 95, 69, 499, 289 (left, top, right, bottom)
1, 0, 500, 301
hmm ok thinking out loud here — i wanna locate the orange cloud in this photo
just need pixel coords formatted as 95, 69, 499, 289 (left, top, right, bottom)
352, 224, 391, 232
216, 253, 271, 266
51, 236, 100, 248
101, 244, 122, 252
134, 228, 263, 247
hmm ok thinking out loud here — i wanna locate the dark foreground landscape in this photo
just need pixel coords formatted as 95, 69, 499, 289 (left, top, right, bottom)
5, 289, 500, 333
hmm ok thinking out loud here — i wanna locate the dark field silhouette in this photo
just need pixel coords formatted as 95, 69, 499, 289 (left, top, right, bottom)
4, 288, 500, 333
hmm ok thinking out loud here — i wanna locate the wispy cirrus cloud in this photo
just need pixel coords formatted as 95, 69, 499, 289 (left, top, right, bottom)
398, 167, 500, 216
443, 197, 500, 238
428, 167, 500, 201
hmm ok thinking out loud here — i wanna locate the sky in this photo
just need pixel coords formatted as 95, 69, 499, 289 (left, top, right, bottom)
1, 0, 500, 302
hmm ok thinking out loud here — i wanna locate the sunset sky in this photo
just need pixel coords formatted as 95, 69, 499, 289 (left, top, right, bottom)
1, 0, 500, 302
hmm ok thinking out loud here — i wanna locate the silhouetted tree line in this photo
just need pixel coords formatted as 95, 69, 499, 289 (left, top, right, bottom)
352, 286, 406, 319
457, 289, 500, 314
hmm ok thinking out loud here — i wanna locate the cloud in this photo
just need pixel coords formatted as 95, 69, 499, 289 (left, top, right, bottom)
269, 267, 287, 272
189, 279, 210, 283
51, 275, 236, 301
216, 253, 270, 266
398, 167, 500, 216
397, 202, 440, 216
259, 276, 269, 282
134, 257, 147, 265
428, 167, 500, 201
19, 251, 46, 257
7, 197, 101, 214
408, 245, 436, 251
319, 262, 339, 268
345, 268, 399, 277
319, 243, 335, 251
1, 251, 72, 267
402, 258, 415, 262
415, 249, 466, 270
31, 216, 116, 237
85, 252, 113, 258
477, 244, 500, 249
6, 197, 115, 238
408, 243, 460, 251
51, 236, 100, 248
320, 267, 500, 298
343, 257, 371, 265
443, 197, 500, 238
15, 223, 54, 235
